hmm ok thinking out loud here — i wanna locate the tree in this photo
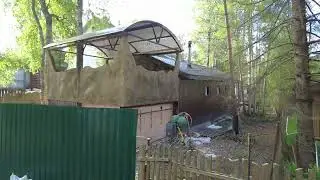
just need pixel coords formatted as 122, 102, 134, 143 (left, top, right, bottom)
0, 52, 26, 85
0, 0, 113, 86
292, 0, 314, 168
223, 0, 238, 134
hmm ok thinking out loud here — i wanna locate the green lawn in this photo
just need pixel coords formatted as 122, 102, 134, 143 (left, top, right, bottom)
286, 114, 298, 146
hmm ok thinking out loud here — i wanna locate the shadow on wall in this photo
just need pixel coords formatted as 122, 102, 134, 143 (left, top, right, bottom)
180, 96, 231, 125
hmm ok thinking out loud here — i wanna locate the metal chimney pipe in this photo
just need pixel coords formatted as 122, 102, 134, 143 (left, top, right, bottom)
188, 41, 192, 68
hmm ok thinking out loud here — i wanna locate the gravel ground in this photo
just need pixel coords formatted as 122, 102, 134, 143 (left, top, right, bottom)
194, 117, 278, 164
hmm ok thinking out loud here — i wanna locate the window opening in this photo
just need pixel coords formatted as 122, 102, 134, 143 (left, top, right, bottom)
205, 86, 210, 96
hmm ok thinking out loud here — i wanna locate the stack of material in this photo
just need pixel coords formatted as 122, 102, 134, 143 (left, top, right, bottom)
10, 173, 31, 180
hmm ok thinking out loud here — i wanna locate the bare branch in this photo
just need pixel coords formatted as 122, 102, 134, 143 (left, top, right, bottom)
307, 31, 320, 39
306, 2, 320, 25
307, 12, 320, 19
310, 51, 320, 54
308, 39, 320, 45
234, 20, 289, 57
310, 0, 320, 8
232, 0, 288, 35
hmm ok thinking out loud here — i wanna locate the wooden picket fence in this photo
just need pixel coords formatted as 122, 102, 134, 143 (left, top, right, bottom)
136, 145, 318, 180
0, 88, 25, 98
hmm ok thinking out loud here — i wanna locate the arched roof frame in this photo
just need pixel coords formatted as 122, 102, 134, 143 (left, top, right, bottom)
44, 20, 183, 56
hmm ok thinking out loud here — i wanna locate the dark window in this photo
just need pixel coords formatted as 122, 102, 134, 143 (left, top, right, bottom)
205, 86, 210, 96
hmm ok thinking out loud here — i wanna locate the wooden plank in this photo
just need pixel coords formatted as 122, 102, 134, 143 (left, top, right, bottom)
261, 163, 270, 180
146, 145, 151, 180
137, 157, 169, 162
241, 158, 248, 179
250, 162, 260, 180
159, 145, 165, 180
204, 155, 212, 180
283, 168, 291, 180
172, 148, 178, 180
191, 150, 197, 180
209, 156, 214, 180
272, 163, 280, 180
185, 150, 191, 180
308, 168, 316, 180
167, 147, 172, 180
197, 153, 202, 180
180, 150, 186, 180
296, 168, 304, 180
150, 146, 156, 180
213, 156, 222, 173
163, 146, 169, 180
139, 145, 146, 180
229, 158, 240, 178
182, 166, 242, 180
177, 148, 182, 179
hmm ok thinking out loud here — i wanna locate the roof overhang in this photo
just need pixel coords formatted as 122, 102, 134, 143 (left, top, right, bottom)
44, 20, 183, 55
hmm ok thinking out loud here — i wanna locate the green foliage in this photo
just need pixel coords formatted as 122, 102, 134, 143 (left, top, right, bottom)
285, 113, 298, 146
0, 0, 113, 84
12, 0, 77, 73
193, 0, 295, 114
285, 161, 297, 177
84, 15, 113, 32
0, 52, 26, 85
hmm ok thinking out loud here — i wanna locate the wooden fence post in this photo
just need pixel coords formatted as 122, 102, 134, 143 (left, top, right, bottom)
242, 158, 248, 179
272, 163, 280, 180
145, 147, 150, 180
159, 145, 165, 180
228, 158, 240, 178
177, 148, 182, 179
150, 146, 156, 179
247, 133, 251, 180
172, 148, 178, 180
283, 167, 291, 180
261, 163, 271, 180
185, 150, 191, 179
250, 162, 260, 180
270, 123, 280, 180
191, 150, 197, 180
167, 147, 172, 180
308, 168, 316, 180
139, 145, 146, 180
295, 168, 303, 180
197, 153, 202, 180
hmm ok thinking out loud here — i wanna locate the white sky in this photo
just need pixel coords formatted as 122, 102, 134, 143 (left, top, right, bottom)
0, 0, 196, 53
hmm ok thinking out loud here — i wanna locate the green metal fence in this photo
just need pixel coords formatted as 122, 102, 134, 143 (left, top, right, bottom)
0, 103, 137, 180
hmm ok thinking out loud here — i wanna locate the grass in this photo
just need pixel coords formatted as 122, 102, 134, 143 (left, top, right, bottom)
285, 113, 298, 146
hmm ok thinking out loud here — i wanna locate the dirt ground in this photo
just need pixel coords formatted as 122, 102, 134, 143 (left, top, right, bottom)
194, 116, 278, 164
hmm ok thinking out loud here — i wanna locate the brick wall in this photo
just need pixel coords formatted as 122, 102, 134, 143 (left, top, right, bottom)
30, 72, 41, 89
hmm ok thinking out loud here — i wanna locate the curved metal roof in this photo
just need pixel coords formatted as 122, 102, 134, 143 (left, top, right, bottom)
44, 20, 183, 55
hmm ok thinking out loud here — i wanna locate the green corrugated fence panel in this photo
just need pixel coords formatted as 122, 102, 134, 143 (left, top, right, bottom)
0, 103, 137, 180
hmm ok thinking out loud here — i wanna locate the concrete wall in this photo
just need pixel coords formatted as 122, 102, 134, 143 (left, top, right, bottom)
135, 103, 173, 145
179, 80, 231, 124
45, 36, 179, 107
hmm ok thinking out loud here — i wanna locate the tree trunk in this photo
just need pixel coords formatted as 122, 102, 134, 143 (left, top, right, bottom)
247, 1, 254, 115
223, 0, 238, 134
37, 0, 52, 103
292, 0, 314, 168
76, 0, 83, 106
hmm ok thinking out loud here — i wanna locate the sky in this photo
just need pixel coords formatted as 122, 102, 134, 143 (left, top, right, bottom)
0, 0, 196, 53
